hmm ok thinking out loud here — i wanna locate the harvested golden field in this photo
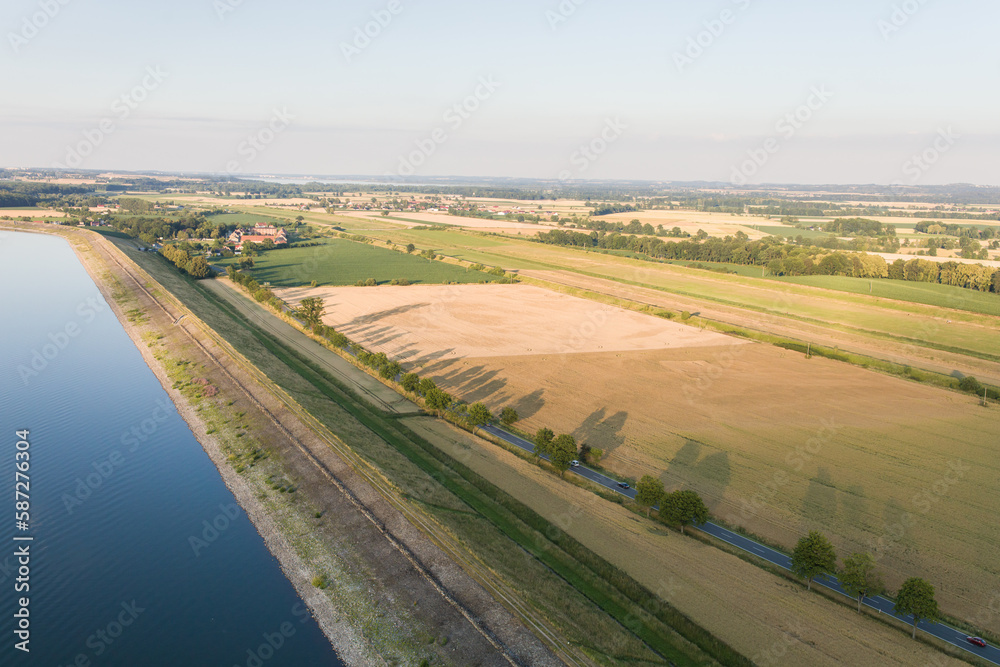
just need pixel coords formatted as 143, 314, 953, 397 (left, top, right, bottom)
405, 415, 972, 666
277, 284, 743, 363
415, 343, 1000, 629
280, 280, 1000, 630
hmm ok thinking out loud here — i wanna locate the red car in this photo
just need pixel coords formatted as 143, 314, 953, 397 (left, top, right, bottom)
966, 637, 987, 648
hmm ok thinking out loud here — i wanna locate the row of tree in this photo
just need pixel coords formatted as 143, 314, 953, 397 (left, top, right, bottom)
634, 476, 709, 534
790, 531, 939, 639
915, 220, 998, 239
534, 229, 1000, 292
159, 245, 211, 278
227, 266, 281, 309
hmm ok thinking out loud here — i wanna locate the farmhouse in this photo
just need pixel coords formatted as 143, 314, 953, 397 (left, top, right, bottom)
228, 223, 288, 249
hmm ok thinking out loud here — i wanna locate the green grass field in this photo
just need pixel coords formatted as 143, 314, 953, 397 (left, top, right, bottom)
774, 274, 1000, 315
215, 238, 499, 287
660, 260, 1000, 316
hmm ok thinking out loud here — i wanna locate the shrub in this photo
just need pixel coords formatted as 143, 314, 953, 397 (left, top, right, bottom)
327, 331, 350, 348
959, 376, 984, 395
401, 373, 420, 392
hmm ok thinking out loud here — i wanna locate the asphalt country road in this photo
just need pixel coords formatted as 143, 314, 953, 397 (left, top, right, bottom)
482, 425, 1000, 666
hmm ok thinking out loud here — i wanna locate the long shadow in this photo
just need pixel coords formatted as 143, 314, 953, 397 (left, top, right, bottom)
510, 389, 545, 421
841, 484, 869, 532
411, 349, 460, 366
573, 409, 628, 456
436, 364, 508, 403
801, 467, 839, 529
342, 303, 430, 327
663, 441, 731, 511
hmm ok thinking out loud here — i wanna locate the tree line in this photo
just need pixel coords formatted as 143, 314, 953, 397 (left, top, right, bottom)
534, 229, 1000, 293
789, 531, 940, 640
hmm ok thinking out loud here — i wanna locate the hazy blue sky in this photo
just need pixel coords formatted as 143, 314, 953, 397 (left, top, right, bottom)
2, 0, 998, 184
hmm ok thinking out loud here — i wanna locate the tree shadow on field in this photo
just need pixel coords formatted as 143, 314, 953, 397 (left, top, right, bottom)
801, 467, 839, 529
841, 484, 870, 532
342, 303, 429, 328
433, 364, 508, 403
572, 409, 628, 455
510, 389, 545, 421
411, 348, 459, 366
664, 440, 731, 512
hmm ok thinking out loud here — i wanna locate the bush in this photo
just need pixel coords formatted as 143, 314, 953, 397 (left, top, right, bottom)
959, 376, 984, 395
680, 311, 692, 320
401, 373, 420, 392
327, 331, 349, 348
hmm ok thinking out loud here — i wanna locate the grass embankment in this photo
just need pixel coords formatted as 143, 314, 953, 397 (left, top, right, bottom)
122, 244, 746, 666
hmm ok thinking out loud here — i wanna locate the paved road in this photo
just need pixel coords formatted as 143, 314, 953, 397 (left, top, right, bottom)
482, 425, 1000, 666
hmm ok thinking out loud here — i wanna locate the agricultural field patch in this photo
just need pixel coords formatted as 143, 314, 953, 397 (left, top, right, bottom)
216, 238, 498, 287
276, 283, 741, 364
415, 343, 1000, 627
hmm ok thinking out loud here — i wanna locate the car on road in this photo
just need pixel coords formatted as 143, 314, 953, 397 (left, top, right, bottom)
616, 482, 630, 489
966, 637, 987, 648
570, 460, 580, 467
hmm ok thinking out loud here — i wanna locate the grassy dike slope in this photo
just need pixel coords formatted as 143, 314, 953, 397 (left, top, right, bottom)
7, 224, 556, 667
106, 235, 737, 666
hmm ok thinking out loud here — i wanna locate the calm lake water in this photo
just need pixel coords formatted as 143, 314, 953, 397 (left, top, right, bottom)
0, 231, 341, 666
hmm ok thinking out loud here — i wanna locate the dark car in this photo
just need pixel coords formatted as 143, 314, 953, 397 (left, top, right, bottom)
616, 482, 630, 489
966, 637, 987, 648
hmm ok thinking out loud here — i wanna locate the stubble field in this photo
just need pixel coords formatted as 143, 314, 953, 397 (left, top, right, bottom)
283, 282, 1000, 629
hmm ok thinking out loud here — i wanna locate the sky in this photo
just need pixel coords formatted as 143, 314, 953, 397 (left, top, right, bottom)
2, 0, 999, 185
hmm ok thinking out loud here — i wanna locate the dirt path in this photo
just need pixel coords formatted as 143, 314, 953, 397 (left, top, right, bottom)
523, 269, 1000, 387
